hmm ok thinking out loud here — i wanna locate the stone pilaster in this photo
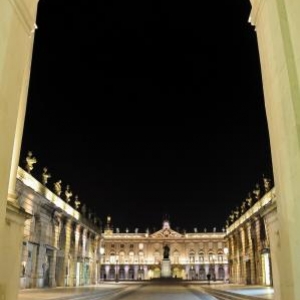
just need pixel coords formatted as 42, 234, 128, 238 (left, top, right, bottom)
246, 222, 255, 284
72, 224, 80, 286
239, 227, 246, 284
249, 0, 300, 298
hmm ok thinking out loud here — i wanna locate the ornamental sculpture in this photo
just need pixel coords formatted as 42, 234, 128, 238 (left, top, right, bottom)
65, 185, 73, 203
252, 183, 261, 201
42, 167, 51, 186
54, 180, 62, 196
74, 195, 81, 209
263, 175, 271, 193
25, 151, 37, 174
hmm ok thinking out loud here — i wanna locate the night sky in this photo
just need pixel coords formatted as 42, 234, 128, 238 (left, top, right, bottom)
19, 0, 273, 233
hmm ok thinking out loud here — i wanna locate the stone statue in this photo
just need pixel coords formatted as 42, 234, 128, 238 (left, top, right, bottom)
253, 183, 261, 201
163, 244, 170, 259
234, 206, 240, 219
229, 211, 235, 223
225, 219, 229, 228
245, 192, 252, 207
54, 180, 62, 196
25, 151, 37, 173
81, 203, 87, 216
88, 208, 93, 220
241, 201, 246, 214
42, 167, 51, 185
65, 185, 73, 203
74, 195, 81, 209
263, 175, 271, 193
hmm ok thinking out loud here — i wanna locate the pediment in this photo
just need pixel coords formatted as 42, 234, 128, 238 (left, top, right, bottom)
150, 228, 183, 238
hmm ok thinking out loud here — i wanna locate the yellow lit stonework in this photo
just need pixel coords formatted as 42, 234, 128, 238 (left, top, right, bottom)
226, 187, 277, 287
101, 218, 228, 281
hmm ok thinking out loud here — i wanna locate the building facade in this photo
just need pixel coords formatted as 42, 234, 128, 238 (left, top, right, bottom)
16, 167, 228, 288
100, 217, 228, 281
16, 167, 102, 289
225, 187, 277, 287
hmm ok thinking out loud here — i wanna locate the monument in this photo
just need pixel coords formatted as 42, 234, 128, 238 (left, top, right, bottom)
161, 244, 171, 278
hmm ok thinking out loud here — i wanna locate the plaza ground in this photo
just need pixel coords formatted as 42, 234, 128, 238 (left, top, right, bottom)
18, 282, 274, 300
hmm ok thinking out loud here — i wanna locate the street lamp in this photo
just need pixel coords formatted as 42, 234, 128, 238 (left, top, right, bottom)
223, 247, 229, 283
100, 244, 105, 282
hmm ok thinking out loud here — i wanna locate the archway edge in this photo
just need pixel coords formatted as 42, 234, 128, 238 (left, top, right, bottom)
249, 0, 300, 299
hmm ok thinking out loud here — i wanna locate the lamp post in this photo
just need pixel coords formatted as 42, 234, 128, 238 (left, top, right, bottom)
99, 241, 105, 283
223, 247, 229, 283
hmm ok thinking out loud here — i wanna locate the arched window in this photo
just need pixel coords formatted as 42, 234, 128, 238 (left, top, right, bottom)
119, 251, 125, 264
199, 251, 204, 263
129, 251, 134, 264
110, 252, 116, 264
189, 250, 195, 263
154, 250, 160, 264
173, 250, 179, 264
139, 250, 144, 263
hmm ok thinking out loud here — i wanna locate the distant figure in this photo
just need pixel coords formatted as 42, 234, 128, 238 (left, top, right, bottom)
42, 167, 51, 186
54, 180, 62, 196
25, 151, 37, 173
65, 185, 73, 203
74, 195, 81, 209
163, 244, 170, 259
207, 273, 211, 284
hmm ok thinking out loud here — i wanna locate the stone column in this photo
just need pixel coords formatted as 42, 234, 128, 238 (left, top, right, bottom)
72, 224, 80, 286
249, 0, 300, 299
227, 236, 234, 282
56, 219, 72, 287
63, 221, 72, 286
254, 218, 263, 284
246, 222, 255, 284
263, 202, 280, 296
239, 227, 246, 284
0, 0, 39, 298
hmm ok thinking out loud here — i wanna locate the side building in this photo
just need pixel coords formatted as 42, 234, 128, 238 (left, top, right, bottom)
225, 187, 277, 286
100, 217, 228, 281
16, 167, 102, 289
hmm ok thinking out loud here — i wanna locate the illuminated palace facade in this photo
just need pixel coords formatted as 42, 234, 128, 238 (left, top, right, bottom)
100, 218, 228, 281
16, 165, 277, 289
16, 167, 228, 288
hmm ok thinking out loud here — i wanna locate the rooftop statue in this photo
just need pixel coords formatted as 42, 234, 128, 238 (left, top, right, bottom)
81, 203, 87, 216
65, 185, 73, 203
234, 206, 240, 218
263, 175, 271, 192
74, 195, 81, 209
25, 151, 37, 173
253, 183, 261, 201
42, 167, 51, 186
240, 201, 246, 214
54, 180, 62, 196
245, 192, 253, 207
